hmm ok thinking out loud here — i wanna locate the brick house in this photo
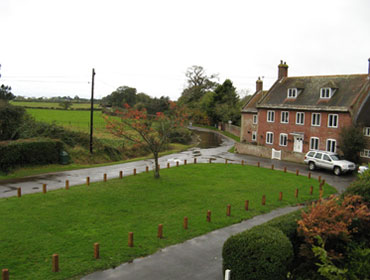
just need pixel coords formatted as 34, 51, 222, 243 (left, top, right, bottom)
238, 60, 370, 163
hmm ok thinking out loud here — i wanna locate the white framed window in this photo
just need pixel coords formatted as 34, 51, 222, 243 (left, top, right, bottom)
287, 88, 297, 98
266, 132, 274, 144
326, 139, 336, 153
311, 113, 321, 126
296, 112, 305, 125
310, 137, 319, 150
253, 114, 258, 124
360, 149, 370, 158
267, 111, 275, 122
328, 114, 338, 128
364, 127, 370, 137
252, 131, 257, 141
281, 111, 289, 123
279, 133, 288, 146
320, 88, 332, 99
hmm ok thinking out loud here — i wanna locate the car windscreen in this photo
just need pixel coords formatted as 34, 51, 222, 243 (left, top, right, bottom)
330, 155, 340, 161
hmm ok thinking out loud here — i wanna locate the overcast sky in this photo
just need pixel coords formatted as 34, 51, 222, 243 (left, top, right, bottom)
0, 0, 369, 100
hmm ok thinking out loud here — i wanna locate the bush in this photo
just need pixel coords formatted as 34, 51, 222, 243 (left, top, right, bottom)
343, 169, 370, 203
167, 127, 192, 144
0, 138, 64, 173
0, 103, 26, 140
222, 225, 293, 280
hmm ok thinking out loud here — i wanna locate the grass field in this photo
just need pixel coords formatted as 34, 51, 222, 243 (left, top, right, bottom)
11, 101, 101, 109
26, 108, 110, 136
0, 164, 336, 280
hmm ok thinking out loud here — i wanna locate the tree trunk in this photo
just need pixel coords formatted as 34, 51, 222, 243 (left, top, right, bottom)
154, 153, 160, 178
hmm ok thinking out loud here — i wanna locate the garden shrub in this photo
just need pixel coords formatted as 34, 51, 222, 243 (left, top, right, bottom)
168, 127, 192, 144
0, 138, 63, 173
222, 225, 293, 280
343, 169, 370, 204
0, 103, 26, 140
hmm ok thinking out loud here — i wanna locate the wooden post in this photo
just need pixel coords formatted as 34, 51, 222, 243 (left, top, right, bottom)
308, 172, 311, 179
183, 217, 188, 229
310, 186, 313, 195
119, 171, 123, 179
295, 189, 299, 198
319, 190, 323, 199
284, 167, 287, 173
157, 224, 163, 239
194, 158, 197, 164
279, 191, 283, 201
128, 232, 134, 247
104, 173, 107, 182
86, 177, 90, 186
65, 180, 69, 190
257, 162, 260, 168
322, 179, 325, 185
245, 200, 249, 211
241, 160, 244, 166
52, 254, 59, 272
43, 184, 47, 194
17, 187, 21, 198
318, 175, 321, 182
2, 269, 9, 280
226, 204, 231, 216
319, 183, 323, 191
94, 243, 99, 259
262, 195, 266, 205
133, 169, 136, 176
296, 169, 299, 176
176, 161, 179, 167
206, 210, 211, 222
225, 159, 228, 164
167, 162, 170, 169
271, 164, 274, 170
184, 159, 187, 165
209, 158, 212, 164
146, 166, 149, 172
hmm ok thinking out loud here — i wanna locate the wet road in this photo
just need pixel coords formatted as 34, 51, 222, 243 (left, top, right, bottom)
0, 127, 355, 198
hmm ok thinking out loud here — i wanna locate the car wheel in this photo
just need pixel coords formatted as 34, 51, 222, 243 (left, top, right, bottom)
334, 166, 341, 176
308, 162, 316, 171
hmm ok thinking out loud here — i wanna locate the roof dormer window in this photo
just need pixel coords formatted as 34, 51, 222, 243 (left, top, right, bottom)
287, 88, 297, 98
320, 87, 332, 99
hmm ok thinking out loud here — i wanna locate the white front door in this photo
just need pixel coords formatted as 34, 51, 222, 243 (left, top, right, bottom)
293, 136, 303, 153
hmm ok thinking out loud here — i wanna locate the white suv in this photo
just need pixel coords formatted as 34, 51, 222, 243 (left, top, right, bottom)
304, 150, 356, 176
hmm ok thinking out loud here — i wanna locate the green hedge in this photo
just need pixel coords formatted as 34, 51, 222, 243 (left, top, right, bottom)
222, 226, 293, 280
0, 138, 64, 173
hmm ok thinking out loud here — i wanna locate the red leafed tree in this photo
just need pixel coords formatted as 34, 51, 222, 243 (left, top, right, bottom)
104, 102, 187, 178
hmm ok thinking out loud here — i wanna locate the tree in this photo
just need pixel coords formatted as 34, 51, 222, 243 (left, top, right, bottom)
104, 102, 187, 178
0, 84, 15, 101
101, 86, 137, 107
0, 102, 26, 140
59, 100, 73, 110
178, 66, 218, 108
338, 125, 365, 163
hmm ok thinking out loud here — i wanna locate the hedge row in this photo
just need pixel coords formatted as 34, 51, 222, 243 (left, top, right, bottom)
222, 210, 304, 280
0, 138, 64, 173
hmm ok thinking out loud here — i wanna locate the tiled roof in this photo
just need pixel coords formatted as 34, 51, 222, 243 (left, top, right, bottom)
242, 90, 268, 113
257, 74, 370, 113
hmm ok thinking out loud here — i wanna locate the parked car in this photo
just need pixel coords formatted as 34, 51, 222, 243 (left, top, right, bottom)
358, 165, 369, 174
303, 150, 356, 176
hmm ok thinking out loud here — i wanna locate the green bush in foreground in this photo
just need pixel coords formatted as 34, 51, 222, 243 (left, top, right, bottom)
222, 225, 293, 280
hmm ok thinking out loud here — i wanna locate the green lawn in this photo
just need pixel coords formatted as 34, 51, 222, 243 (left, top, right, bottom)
0, 164, 336, 280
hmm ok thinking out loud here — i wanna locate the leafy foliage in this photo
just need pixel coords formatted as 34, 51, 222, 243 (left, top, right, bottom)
297, 195, 370, 262
59, 100, 73, 110
343, 167, 370, 203
104, 102, 187, 178
222, 225, 293, 280
0, 102, 26, 140
338, 125, 365, 163
0, 84, 15, 101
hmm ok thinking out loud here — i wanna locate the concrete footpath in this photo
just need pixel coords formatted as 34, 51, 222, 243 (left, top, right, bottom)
81, 206, 302, 280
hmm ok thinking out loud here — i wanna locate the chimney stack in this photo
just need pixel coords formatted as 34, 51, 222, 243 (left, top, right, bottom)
256, 77, 263, 92
278, 60, 288, 80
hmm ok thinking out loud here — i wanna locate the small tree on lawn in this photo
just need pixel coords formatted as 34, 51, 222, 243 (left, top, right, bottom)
104, 102, 187, 178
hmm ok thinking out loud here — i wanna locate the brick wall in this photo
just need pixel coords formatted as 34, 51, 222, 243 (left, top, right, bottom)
257, 109, 353, 154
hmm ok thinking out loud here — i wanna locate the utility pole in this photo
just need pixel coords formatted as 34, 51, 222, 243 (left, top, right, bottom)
89, 68, 95, 154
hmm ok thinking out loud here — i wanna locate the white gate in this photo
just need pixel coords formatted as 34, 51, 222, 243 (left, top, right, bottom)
272, 148, 281, 160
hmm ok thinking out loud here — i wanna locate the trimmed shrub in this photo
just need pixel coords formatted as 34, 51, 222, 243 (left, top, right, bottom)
222, 225, 293, 280
342, 171, 370, 204
0, 138, 63, 173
